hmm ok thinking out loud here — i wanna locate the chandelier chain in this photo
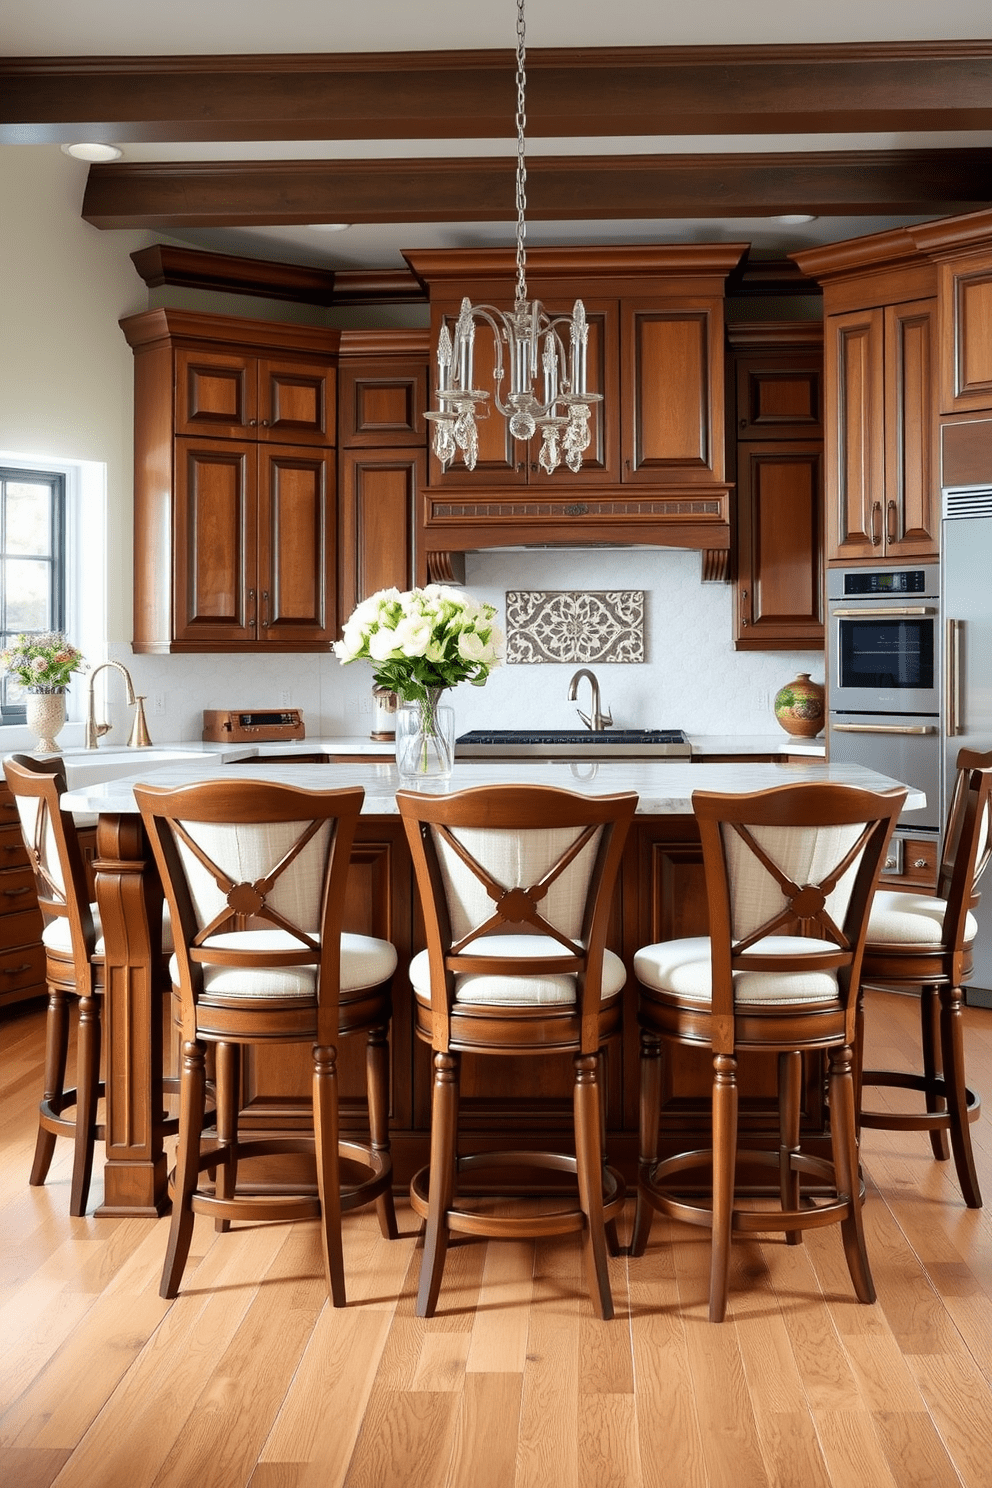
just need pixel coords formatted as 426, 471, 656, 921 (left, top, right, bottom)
514, 0, 528, 310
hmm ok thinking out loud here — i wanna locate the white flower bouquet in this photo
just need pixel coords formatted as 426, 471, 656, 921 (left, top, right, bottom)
334, 585, 504, 703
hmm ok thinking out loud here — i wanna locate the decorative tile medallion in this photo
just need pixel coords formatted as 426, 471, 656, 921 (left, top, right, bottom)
505, 590, 645, 664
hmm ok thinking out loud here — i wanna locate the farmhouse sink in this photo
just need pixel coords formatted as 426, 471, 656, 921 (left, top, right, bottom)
456, 729, 692, 759
57, 748, 207, 789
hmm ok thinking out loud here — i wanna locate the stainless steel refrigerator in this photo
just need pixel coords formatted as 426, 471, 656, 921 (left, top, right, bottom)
942, 488, 992, 1000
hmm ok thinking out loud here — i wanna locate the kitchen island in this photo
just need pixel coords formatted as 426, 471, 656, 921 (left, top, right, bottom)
61, 757, 919, 1217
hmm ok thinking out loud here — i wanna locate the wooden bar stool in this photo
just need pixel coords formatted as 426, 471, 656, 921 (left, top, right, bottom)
630, 781, 904, 1322
859, 747, 992, 1209
397, 783, 637, 1320
135, 777, 398, 1304
3, 752, 174, 1216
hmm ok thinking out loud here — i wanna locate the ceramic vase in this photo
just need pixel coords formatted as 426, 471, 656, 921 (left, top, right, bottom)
25, 687, 67, 753
773, 673, 825, 738
395, 687, 455, 780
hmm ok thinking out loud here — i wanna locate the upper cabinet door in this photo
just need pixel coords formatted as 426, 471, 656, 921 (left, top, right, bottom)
621, 301, 724, 483
256, 358, 335, 446
936, 256, 992, 416
883, 299, 939, 558
175, 349, 257, 440
824, 308, 885, 561
173, 439, 258, 644
734, 355, 823, 442
257, 446, 336, 645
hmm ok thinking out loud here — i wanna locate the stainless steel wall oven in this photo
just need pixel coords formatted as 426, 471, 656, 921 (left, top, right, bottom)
826, 565, 940, 834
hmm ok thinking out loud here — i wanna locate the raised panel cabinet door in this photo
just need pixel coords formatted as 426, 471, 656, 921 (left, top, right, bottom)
938, 257, 992, 415
257, 446, 336, 645
883, 298, 939, 558
174, 348, 256, 439
734, 354, 823, 441
256, 356, 335, 446
621, 301, 723, 482
338, 362, 428, 447
735, 443, 824, 649
339, 447, 424, 622
824, 308, 885, 561
173, 439, 257, 643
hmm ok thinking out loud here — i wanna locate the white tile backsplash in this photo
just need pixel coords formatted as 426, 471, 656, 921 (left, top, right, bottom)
103, 548, 822, 744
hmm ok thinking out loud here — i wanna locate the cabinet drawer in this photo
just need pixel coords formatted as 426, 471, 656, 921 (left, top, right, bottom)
0, 822, 30, 869
0, 941, 46, 991
0, 866, 41, 916
880, 834, 938, 890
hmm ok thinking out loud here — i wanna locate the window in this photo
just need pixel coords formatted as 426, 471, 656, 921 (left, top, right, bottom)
0, 466, 67, 722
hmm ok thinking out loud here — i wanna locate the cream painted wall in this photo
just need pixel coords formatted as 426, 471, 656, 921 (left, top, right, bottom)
0, 143, 823, 748
0, 144, 155, 644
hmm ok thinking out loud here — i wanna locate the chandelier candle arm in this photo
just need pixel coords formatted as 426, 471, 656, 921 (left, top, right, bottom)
424, 0, 602, 477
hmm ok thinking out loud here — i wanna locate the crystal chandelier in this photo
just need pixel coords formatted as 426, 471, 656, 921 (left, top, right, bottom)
424, 0, 601, 476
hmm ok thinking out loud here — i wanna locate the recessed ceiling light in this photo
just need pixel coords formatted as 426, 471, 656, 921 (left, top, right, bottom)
308, 223, 351, 232
61, 143, 124, 163
776, 214, 817, 225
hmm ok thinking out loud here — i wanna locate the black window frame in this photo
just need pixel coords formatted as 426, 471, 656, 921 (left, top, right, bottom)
0, 466, 68, 724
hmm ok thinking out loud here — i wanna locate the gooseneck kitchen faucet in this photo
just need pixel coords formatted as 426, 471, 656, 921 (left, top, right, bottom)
85, 661, 153, 749
567, 668, 613, 732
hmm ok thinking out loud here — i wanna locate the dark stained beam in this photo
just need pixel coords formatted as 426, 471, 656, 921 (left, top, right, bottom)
4, 43, 992, 144
81, 150, 992, 230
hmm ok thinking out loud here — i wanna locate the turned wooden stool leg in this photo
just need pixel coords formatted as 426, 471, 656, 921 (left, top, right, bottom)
631, 1029, 662, 1257
367, 1023, 398, 1240
69, 991, 102, 1217
779, 1050, 803, 1246
574, 1052, 614, 1321
920, 985, 951, 1162
416, 1051, 459, 1319
831, 1044, 876, 1305
709, 1052, 738, 1325
30, 987, 69, 1188
939, 985, 982, 1209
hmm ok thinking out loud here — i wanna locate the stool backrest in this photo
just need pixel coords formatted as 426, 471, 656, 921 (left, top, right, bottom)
692, 782, 905, 1050
397, 784, 637, 1051
937, 749, 992, 960
3, 753, 96, 982
134, 779, 364, 1042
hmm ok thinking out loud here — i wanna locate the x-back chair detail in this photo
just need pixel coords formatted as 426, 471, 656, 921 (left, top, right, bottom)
135, 777, 398, 1304
631, 781, 905, 1322
397, 782, 637, 1320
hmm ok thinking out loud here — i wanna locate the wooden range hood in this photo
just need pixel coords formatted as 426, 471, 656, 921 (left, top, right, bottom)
404, 245, 748, 578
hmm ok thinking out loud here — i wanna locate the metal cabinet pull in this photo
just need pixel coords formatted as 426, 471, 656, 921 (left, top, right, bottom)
946, 618, 963, 736
871, 501, 882, 545
740, 588, 749, 627
262, 590, 270, 629
247, 587, 257, 629
887, 499, 897, 542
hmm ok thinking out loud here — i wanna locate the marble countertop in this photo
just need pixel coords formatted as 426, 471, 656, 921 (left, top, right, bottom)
60, 754, 917, 818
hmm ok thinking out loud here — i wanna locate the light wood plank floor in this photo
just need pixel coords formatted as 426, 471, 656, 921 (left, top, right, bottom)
1, 990, 991, 1488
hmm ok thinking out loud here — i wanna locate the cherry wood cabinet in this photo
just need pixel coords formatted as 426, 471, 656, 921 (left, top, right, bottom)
727, 323, 824, 650
403, 246, 745, 563
337, 331, 430, 620
0, 780, 46, 1011
909, 208, 992, 417
792, 231, 939, 566
121, 309, 340, 654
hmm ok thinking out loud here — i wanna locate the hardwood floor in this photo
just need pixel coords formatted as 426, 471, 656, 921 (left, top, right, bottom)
1, 990, 990, 1488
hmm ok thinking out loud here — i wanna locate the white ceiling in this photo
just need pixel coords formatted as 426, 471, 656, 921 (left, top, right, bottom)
9, 0, 992, 270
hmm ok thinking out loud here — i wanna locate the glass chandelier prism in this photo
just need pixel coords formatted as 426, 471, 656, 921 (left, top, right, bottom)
424, 0, 602, 476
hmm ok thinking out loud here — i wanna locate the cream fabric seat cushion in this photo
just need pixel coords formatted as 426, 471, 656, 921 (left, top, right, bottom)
167, 929, 397, 1001
634, 934, 842, 1006
43, 899, 175, 956
866, 889, 977, 947
409, 933, 626, 1008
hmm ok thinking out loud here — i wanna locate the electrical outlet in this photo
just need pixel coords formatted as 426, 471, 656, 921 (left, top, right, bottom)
280, 688, 292, 707
152, 692, 166, 716
358, 692, 373, 715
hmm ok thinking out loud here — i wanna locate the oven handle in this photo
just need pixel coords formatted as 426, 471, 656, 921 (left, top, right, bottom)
946, 618, 963, 736
829, 606, 936, 617
831, 723, 938, 735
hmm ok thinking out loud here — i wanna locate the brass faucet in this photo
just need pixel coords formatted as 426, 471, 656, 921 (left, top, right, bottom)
567, 668, 613, 732
85, 661, 153, 749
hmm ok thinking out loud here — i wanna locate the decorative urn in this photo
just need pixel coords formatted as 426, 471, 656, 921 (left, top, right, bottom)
773, 673, 825, 738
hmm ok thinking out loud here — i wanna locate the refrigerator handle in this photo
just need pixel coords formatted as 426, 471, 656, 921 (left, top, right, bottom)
946, 618, 963, 736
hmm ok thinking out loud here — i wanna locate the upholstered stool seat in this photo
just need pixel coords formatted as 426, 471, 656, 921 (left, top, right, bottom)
135, 777, 398, 1305
858, 748, 992, 1210
631, 781, 905, 1323
398, 783, 637, 1320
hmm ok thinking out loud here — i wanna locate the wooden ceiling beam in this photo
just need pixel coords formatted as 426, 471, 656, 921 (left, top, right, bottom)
4, 43, 992, 144
80, 150, 992, 230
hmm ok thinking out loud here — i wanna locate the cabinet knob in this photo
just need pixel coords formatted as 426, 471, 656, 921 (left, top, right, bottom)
913, 858, 929, 869
261, 419, 271, 427
248, 418, 257, 427
739, 418, 747, 430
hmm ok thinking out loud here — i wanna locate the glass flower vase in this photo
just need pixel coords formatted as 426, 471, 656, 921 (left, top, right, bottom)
395, 688, 455, 780
25, 686, 67, 753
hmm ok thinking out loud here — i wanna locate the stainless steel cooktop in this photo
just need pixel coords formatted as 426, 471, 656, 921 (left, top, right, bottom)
455, 729, 692, 759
